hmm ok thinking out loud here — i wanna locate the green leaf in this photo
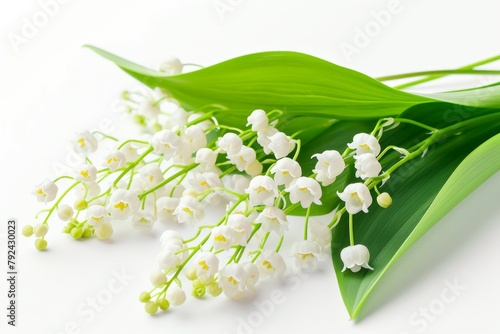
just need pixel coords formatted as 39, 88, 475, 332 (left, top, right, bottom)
419, 81, 500, 109
332, 104, 500, 319
85, 45, 432, 127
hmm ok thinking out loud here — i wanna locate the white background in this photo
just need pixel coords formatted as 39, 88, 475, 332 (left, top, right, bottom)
1, 1, 500, 333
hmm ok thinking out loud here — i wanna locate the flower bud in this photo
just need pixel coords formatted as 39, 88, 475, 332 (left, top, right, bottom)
95, 222, 113, 240
185, 267, 198, 281
150, 270, 167, 286
35, 238, 47, 251
145, 301, 158, 315
139, 291, 151, 303
71, 227, 83, 239
167, 287, 186, 306
57, 204, 74, 221
74, 199, 88, 211
207, 282, 223, 297
377, 192, 392, 208
192, 285, 206, 299
22, 225, 34, 237
158, 298, 170, 311
34, 224, 49, 237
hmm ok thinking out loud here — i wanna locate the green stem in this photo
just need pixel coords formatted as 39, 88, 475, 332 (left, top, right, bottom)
376, 69, 500, 83
139, 163, 197, 199
113, 147, 153, 187
349, 214, 354, 246
389, 54, 500, 90
303, 205, 311, 240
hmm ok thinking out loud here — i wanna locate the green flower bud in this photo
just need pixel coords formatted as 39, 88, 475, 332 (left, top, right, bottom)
192, 286, 206, 299
82, 228, 93, 238
133, 115, 146, 126
377, 192, 393, 208
207, 282, 222, 297
185, 267, 198, 281
74, 199, 88, 211
145, 301, 158, 315
151, 123, 162, 132
22, 225, 34, 237
139, 291, 151, 303
71, 227, 83, 239
35, 238, 48, 251
157, 298, 170, 311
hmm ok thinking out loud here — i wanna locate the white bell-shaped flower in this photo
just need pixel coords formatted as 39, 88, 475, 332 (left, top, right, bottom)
193, 252, 219, 281
312, 150, 345, 186
107, 189, 140, 220
132, 209, 156, 231
157, 56, 183, 75
32, 179, 58, 203
245, 175, 279, 207
173, 195, 204, 224
150, 129, 181, 159
103, 150, 127, 172
159, 230, 184, 248
211, 225, 235, 252
150, 269, 167, 286
256, 206, 288, 236
270, 158, 302, 187
182, 124, 207, 153
245, 159, 263, 177
242, 262, 260, 292
74, 164, 97, 183
291, 240, 321, 271
140, 164, 165, 188
340, 244, 373, 273
354, 153, 382, 179
156, 197, 180, 224
308, 221, 332, 248
220, 263, 248, 299
286, 177, 322, 208
86, 205, 110, 228
167, 286, 187, 306
119, 142, 138, 162
256, 126, 278, 154
337, 183, 372, 215
195, 148, 218, 171
73, 130, 98, 156
268, 132, 296, 159
228, 145, 257, 172
227, 214, 252, 246
257, 250, 286, 278
158, 244, 186, 270
246, 109, 269, 132
57, 204, 74, 221
217, 133, 243, 155
348, 133, 381, 156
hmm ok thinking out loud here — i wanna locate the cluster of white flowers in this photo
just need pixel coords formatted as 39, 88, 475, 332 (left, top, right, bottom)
29, 63, 404, 313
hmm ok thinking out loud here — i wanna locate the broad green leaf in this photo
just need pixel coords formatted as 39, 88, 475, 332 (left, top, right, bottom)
85, 46, 432, 128
418, 81, 500, 109
332, 103, 500, 319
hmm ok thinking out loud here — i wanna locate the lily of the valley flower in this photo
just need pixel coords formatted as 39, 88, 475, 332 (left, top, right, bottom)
354, 153, 382, 179
245, 175, 279, 207
150, 129, 181, 159
308, 221, 332, 248
312, 150, 345, 186
227, 213, 252, 246
157, 56, 183, 75
86, 205, 110, 228
291, 240, 321, 271
156, 197, 180, 224
257, 250, 286, 278
219, 263, 247, 299
340, 244, 373, 273
267, 131, 296, 159
217, 132, 243, 155
211, 225, 235, 252
32, 179, 58, 203
73, 130, 98, 156
195, 148, 218, 171
104, 150, 126, 172
256, 206, 288, 236
337, 183, 373, 214
286, 177, 322, 208
348, 133, 381, 156
166, 286, 187, 306
270, 157, 302, 187
193, 252, 219, 282
246, 109, 269, 132
75, 164, 97, 183
174, 195, 204, 224
108, 189, 140, 220
228, 145, 257, 172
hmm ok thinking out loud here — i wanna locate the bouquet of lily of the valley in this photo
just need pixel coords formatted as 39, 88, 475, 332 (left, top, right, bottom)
27, 46, 500, 318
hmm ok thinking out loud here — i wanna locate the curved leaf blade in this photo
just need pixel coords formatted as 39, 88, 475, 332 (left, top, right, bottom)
85, 45, 432, 126
332, 108, 500, 319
